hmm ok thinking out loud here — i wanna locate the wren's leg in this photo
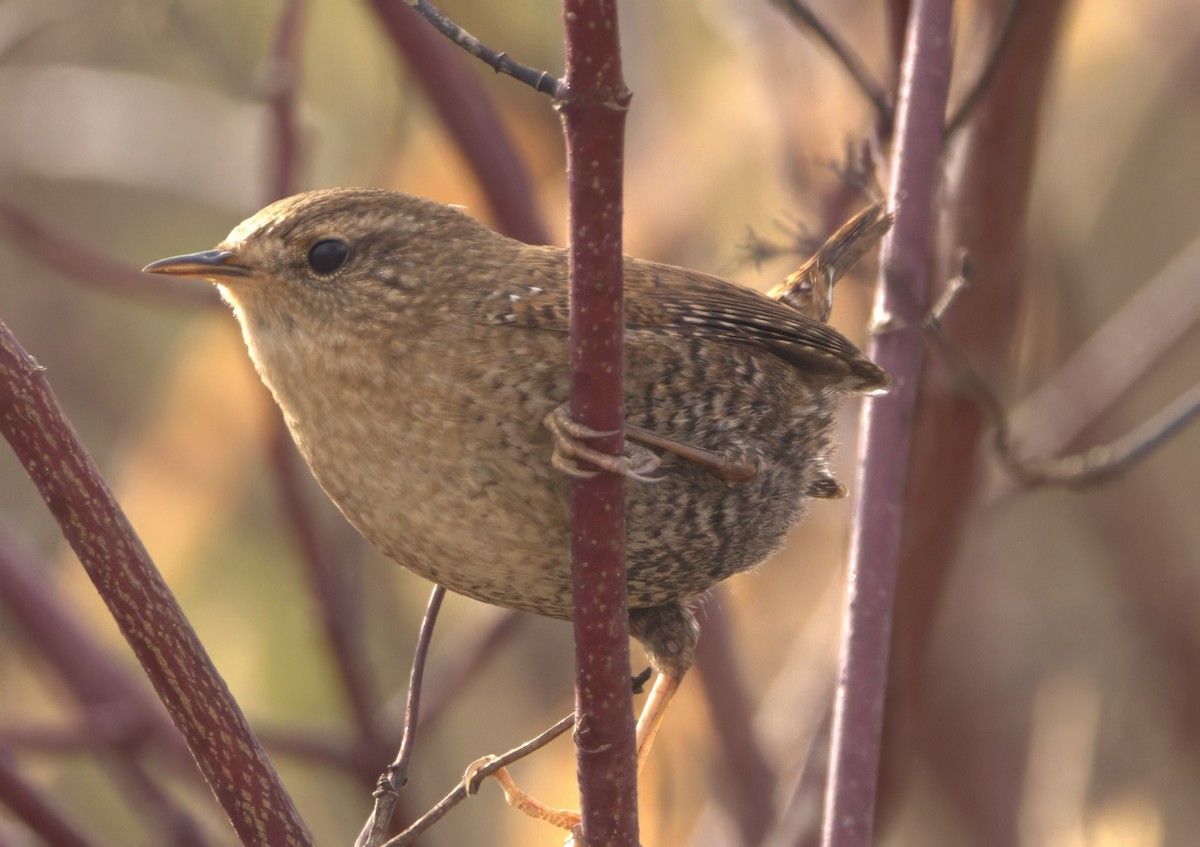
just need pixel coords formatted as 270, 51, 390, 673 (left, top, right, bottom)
629, 603, 700, 773
463, 604, 699, 832
624, 423, 760, 484
546, 404, 761, 485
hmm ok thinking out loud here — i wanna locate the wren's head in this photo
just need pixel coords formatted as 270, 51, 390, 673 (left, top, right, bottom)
143, 188, 508, 337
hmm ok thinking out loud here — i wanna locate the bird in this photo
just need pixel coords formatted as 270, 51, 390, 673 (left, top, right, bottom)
144, 187, 889, 825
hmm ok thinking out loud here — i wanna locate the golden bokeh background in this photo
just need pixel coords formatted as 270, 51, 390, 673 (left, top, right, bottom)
1, 1, 1198, 845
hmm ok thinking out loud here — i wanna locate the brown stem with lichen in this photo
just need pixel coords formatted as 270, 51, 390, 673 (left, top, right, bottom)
0, 318, 312, 847
560, 1, 638, 844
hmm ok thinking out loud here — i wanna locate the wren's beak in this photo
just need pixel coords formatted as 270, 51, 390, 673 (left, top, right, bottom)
142, 249, 251, 280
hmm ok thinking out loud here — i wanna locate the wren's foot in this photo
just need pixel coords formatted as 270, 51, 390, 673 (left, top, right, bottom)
463, 757, 581, 831
544, 405, 662, 482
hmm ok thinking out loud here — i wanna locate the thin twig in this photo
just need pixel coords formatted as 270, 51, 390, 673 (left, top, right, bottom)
354, 586, 445, 847
944, 0, 1020, 138
392, 608, 524, 738
381, 713, 577, 847
771, 0, 892, 133
402, 0, 563, 98
1007, 383, 1200, 486
389, 585, 446, 786
995, 232, 1200, 495
924, 267, 1200, 489
365, 0, 549, 243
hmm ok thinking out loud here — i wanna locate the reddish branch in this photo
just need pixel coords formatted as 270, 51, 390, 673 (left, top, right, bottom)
885, 3, 1070, 841
560, 1, 638, 845
821, 3, 954, 847
0, 320, 312, 847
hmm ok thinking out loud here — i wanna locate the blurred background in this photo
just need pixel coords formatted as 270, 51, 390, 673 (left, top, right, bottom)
1, 0, 1198, 845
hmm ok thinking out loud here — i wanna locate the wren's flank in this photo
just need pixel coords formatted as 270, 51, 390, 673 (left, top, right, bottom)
144, 187, 889, 802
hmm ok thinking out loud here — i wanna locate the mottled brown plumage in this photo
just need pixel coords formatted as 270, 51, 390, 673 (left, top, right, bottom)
144, 188, 888, 792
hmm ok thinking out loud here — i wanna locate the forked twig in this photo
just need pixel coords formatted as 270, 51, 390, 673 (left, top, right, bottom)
381, 713, 577, 847
924, 262, 1200, 489
403, 0, 563, 98
354, 585, 445, 847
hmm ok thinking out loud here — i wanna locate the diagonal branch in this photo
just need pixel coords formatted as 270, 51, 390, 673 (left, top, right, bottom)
0, 318, 312, 847
364, 0, 549, 243
0, 200, 219, 309
402, 0, 563, 97
771, 0, 893, 132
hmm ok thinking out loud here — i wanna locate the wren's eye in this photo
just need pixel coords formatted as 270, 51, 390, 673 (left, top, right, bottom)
307, 238, 349, 274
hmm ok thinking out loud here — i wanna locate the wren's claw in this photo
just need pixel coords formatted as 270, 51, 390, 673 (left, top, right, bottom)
544, 405, 663, 483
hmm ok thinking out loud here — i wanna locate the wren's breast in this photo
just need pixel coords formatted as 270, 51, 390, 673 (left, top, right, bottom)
244, 314, 580, 616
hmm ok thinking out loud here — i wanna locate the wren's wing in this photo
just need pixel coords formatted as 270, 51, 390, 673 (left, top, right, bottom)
475, 250, 889, 395
626, 261, 889, 393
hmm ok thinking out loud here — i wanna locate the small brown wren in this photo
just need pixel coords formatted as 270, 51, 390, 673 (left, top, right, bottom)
144, 188, 889, 789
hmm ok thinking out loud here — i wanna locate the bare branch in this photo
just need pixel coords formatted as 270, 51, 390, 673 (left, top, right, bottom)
821, 3, 955, 846
924, 265, 1200, 489
0, 200, 218, 310
560, 1, 638, 843
365, 0, 549, 243
382, 713, 577, 847
402, 0, 563, 98
354, 586, 445, 847
771, 0, 892, 132
0, 751, 100, 847
0, 319, 312, 847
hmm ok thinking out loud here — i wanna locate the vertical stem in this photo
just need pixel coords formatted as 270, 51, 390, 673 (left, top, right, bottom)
560, 1, 637, 844
821, 2, 954, 846
890, 2, 1069, 840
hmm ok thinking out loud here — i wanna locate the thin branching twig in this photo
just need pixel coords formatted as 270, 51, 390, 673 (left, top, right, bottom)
402, 0, 563, 97
364, 0, 549, 243
925, 266, 1200, 489
382, 713, 577, 847
355, 586, 445, 847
